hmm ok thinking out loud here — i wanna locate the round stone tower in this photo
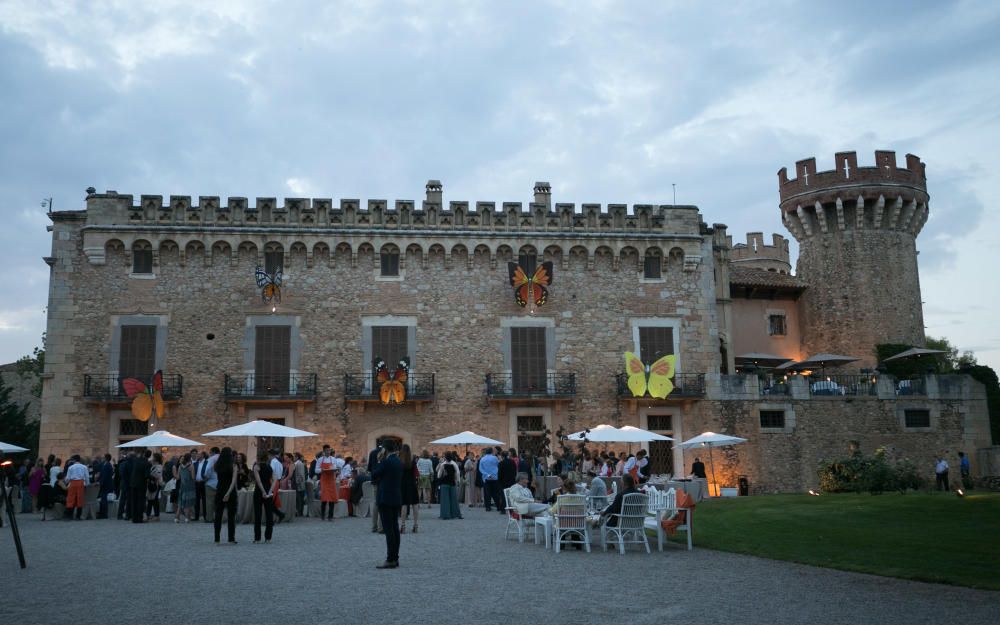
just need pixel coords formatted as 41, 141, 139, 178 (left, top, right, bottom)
778, 150, 929, 367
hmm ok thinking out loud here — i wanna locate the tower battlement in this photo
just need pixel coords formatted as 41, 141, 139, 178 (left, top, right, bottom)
778, 150, 927, 205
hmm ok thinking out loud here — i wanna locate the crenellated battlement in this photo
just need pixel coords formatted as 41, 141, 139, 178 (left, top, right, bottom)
727, 232, 789, 263
777, 151, 930, 241
81, 180, 702, 235
778, 150, 927, 205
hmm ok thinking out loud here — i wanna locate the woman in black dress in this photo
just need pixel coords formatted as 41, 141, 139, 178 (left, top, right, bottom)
252, 451, 276, 544
399, 444, 420, 533
213, 447, 238, 544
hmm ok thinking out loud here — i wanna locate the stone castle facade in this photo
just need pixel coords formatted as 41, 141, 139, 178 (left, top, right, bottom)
37, 151, 992, 492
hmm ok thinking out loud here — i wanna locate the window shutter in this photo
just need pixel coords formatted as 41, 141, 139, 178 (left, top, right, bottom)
511, 326, 547, 392
639, 326, 674, 363
255, 326, 291, 393
119, 325, 156, 380
372, 326, 408, 367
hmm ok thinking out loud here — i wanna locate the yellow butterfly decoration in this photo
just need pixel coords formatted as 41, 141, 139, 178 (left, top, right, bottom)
624, 352, 677, 398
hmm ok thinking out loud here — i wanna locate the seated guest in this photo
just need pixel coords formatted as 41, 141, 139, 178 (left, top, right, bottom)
548, 479, 578, 511
507, 473, 549, 516
588, 474, 608, 507
600, 474, 637, 527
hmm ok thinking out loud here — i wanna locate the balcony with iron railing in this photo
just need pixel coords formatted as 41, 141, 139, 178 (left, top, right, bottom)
223, 373, 317, 401
486, 372, 577, 399
83, 373, 184, 402
615, 372, 705, 399
343, 372, 436, 402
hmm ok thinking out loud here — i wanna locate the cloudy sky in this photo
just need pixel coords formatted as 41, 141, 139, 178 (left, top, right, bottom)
0, 0, 997, 370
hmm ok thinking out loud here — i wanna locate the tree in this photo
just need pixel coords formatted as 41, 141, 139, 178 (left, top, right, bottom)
0, 373, 36, 454
925, 336, 977, 371
15, 333, 45, 399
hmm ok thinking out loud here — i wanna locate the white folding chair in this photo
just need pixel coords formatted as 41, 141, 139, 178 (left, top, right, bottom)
503, 487, 535, 543
553, 494, 590, 553
646, 488, 694, 551
601, 493, 650, 554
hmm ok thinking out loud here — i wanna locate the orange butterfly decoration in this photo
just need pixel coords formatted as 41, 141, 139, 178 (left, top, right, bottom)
507, 261, 554, 307
374, 357, 409, 405
122, 370, 166, 422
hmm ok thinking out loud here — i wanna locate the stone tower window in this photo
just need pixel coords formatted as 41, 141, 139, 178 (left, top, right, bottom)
768, 314, 787, 336
759, 410, 785, 429
372, 326, 409, 367
264, 244, 284, 275
643, 251, 662, 279
639, 326, 674, 363
510, 326, 546, 393
381, 249, 400, 277
518, 250, 537, 275
132, 241, 153, 274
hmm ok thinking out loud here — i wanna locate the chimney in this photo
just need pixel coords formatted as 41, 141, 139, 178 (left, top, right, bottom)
425, 180, 442, 207
533, 181, 551, 210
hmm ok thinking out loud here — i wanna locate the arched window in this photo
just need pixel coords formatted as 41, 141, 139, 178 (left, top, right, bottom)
132, 241, 153, 274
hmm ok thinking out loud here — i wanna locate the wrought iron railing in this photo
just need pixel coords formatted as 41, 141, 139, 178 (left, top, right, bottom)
614, 372, 705, 398
223, 373, 317, 400
486, 372, 577, 398
83, 373, 184, 401
343, 373, 436, 400
807, 374, 879, 397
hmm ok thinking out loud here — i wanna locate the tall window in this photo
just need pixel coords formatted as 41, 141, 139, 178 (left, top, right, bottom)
639, 326, 674, 363
511, 326, 547, 392
768, 314, 787, 336
380, 250, 400, 277
372, 326, 408, 367
643, 252, 662, 279
118, 418, 149, 447
132, 242, 153, 274
264, 248, 284, 275
255, 326, 291, 394
518, 252, 537, 275
119, 325, 156, 381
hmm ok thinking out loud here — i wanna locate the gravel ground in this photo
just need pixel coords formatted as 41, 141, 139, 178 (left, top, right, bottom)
3, 504, 996, 625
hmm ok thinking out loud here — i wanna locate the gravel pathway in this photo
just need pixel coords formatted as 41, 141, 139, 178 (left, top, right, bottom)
4, 505, 996, 625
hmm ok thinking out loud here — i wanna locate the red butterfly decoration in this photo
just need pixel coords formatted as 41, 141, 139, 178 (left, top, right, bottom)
122, 370, 165, 422
374, 357, 409, 405
507, 261, 554, 307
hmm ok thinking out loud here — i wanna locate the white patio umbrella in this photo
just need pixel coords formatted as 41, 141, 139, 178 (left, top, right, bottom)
429, 431, 505, 454
116, 430, 205, 448
617, 426, 673, 442
429, 431, 505, 446
675, 432, 749, 496
203, 420, 318, 438
0, 441, 29, 453
565, 424, 631, 442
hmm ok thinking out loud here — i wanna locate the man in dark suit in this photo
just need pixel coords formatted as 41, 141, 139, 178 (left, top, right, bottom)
372, 439, 402, 569
130, 450, 151, 523
97, 453, 115, 519
117, 452, 133, 520
498, 451, 517, 491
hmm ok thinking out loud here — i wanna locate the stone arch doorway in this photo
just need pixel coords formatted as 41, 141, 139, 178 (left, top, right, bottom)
366, 427, 412, 457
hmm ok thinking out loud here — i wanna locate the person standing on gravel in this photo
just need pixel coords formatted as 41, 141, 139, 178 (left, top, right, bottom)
373, 439, 402, 569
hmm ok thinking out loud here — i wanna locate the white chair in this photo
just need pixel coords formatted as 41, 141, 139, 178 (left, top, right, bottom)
645, 488, 694, 551
82, 484, 101, 520
503, 487, 535, 543
601, 492, 650, 554
553, 494, 590, 553
356, 480, 374, 518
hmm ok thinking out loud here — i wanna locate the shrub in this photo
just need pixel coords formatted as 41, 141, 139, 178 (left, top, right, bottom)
817, 447, 926, 494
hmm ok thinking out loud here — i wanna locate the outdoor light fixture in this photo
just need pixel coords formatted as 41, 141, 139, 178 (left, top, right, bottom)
808, 489, 821, 496
956, 489, 965, 498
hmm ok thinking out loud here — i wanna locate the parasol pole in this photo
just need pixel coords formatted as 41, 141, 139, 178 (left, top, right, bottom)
708, 444, 719, 497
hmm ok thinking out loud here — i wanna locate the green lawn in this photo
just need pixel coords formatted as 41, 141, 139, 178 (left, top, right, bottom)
674, 492, 1000, 590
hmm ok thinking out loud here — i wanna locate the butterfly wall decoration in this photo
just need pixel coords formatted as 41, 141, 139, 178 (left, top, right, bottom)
507, 261, 554, 307
122, 370, 166, 422
374, 356, 410, 405
623, 352, 677, 398
255, 265, 282, 304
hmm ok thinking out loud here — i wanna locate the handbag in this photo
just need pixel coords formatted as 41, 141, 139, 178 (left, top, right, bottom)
162, 478, 177, 493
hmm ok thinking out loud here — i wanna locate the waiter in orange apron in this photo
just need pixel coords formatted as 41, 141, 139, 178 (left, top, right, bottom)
315, 445, 339, 522
64, 455, 91, 520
